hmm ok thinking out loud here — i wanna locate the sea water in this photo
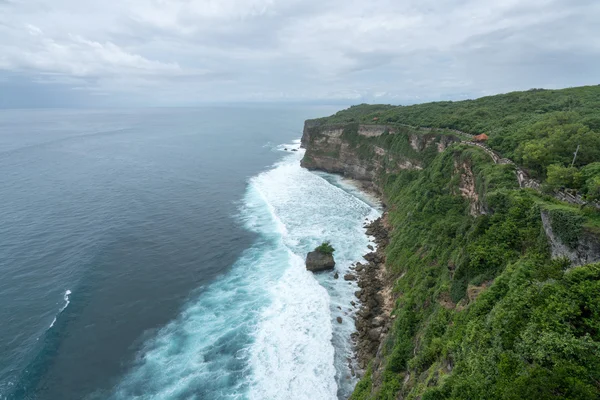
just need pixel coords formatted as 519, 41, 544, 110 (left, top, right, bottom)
0, 108, 380, 400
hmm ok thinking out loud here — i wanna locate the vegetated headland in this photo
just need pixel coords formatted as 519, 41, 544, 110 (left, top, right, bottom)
300, 85, 600, 399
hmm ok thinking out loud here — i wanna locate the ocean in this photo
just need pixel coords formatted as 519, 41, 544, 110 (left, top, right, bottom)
0, 107, 380, 400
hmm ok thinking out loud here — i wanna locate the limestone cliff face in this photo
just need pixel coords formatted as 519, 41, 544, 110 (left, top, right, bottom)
541, 210, 600, 267
454, 159, 486, 216
300, 120, 459, 194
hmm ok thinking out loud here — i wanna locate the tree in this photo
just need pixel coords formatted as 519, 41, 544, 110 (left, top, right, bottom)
315, 241, 335, 255
546, 164, 582, 190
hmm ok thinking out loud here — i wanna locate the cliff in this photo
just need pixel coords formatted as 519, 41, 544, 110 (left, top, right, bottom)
300, 120, 460, 196
541, 210, 600, 267
300, 114, 600, 399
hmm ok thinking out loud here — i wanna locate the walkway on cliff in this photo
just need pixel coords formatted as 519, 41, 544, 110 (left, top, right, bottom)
395, 123, 598, 209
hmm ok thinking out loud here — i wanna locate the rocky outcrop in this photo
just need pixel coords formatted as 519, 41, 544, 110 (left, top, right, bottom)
300, 120, 460, 194
454, 159, 486, 216
541, 210, 600, 267
352, 217, 394, 370
358, 124, 396, 137
305, 251, 335, 272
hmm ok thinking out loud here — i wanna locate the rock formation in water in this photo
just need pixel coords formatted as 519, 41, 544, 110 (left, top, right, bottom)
305, 249, 335, 272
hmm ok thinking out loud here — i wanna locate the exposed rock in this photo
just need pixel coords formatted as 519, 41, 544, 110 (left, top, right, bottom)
541, 210, 600, 267
337, 316, 343, 324
300, 121, 458, 192
344, 273, 356, 281
368, 327, 383, 341
454, 159, 485, 216
352, 216, 394, 371
305, 251, 335, 272
334, 272, 339, 279
363, 252, 384, 264
367, 244, 374, 251
292, 149, 298, 152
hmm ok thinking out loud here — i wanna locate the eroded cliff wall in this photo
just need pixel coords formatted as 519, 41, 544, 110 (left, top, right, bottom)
300, 120, 459, 195
300, 117, 600, 400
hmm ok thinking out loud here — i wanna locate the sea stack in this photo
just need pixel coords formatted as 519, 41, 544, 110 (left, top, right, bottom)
306, 241, 336, 272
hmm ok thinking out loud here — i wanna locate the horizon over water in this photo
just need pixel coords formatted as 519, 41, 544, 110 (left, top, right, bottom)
0, 107, 380, 400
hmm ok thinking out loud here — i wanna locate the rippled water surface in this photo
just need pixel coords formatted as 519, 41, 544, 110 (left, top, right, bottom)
0, 107, 379, 400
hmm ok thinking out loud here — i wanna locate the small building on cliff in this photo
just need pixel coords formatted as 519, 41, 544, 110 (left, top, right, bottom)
473, 133, 489, 142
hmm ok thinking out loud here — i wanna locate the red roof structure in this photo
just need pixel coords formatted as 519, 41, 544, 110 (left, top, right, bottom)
372, 117, 379, 121
473, 133, 489, 142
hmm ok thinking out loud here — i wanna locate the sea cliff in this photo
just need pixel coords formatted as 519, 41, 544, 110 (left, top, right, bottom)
301, 121, 459, 197
301, 88, 600, 400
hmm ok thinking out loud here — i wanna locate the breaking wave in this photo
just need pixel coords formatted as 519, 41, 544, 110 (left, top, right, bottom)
108, 144, 380, 399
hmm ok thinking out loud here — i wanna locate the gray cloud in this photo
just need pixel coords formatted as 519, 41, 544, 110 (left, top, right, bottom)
1, 0, 599, 107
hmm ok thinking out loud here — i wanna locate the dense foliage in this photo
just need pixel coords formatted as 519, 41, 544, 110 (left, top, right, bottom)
316, 86, 600, 200
316, 241, 335, 255
349, 145, 600, 400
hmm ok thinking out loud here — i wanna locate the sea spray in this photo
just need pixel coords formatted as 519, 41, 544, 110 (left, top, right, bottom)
109, 144, 380, 399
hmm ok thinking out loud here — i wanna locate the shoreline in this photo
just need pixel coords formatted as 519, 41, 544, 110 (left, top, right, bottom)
305, 168, 393, 382
350, 215, 394, 372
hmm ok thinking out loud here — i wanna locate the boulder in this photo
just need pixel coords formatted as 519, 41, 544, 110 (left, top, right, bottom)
368, 327, 383, 341
337, 316, 343, 324
344, 273, 356, 281
305, 251, 335, 272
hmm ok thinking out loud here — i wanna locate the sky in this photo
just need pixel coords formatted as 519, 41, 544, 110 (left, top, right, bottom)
1, 0, 599, 107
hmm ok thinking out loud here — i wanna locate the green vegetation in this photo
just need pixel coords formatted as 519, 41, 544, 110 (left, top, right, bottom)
308, 86, 600, 399
315, 86, 600, 200
315, 241, 335, 255
348, 145, 600, 399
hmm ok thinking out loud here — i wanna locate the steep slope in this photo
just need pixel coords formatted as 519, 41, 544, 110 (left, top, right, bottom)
309, 85, 600, 200
301, 88, 600, 400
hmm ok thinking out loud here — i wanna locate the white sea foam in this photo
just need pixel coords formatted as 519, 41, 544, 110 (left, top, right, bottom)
248, 252, 336, 400
49, 289, 72, 328
246, 150, 380, 398
109, 145, 379, 400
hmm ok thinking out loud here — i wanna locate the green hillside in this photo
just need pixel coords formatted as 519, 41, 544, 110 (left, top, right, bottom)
305, 85, 600, 399
317, 86, 600, 200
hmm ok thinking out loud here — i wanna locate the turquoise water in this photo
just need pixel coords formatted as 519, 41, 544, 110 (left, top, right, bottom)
0, 107, 379, 399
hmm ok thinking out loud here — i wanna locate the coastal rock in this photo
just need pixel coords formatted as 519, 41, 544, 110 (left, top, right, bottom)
305, 251, 335, 272
364, 252, 384, 264
337, 316, 343, 324
344, 273, 356, 281
368, 328, 383, 341
351, 216, 393, 372
334, 272, 339, 279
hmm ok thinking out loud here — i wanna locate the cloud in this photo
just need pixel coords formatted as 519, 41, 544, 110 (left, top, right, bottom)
1, 0, 599, 106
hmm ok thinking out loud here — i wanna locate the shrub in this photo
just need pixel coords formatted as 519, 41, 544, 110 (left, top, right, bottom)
548, 209, 584, 248
315, 241, 335, 255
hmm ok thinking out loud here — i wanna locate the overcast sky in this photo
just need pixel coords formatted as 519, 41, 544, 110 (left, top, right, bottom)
1, 0, 599, 107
